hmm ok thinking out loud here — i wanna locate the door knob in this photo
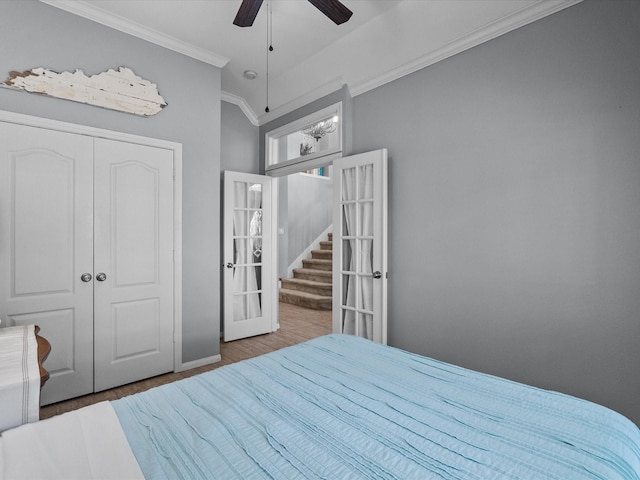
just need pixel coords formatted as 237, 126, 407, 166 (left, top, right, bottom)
372, 271, 382, 279
226, 262, 234, 269
96, 273, 107, 282
80, 273, 92, 282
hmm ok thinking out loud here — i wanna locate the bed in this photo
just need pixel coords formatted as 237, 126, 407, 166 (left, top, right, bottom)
1, 334, 639, 479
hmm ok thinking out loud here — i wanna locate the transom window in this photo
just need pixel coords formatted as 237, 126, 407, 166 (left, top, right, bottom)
265, 103, 342, 175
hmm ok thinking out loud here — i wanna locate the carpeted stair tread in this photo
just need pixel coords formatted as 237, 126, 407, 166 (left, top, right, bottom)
292, 268, 332, 283
281, 278, 332, 296
279, 288, 332, 310
302, 258, 332, 271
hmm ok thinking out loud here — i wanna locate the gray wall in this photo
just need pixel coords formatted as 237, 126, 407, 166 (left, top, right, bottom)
352, 0, 640, 425
221, 101, 260, 174
0, 1, 222, 363
278, 174, 333, 278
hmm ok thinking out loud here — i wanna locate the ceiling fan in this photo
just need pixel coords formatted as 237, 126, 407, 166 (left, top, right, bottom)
233, 0, 353, 27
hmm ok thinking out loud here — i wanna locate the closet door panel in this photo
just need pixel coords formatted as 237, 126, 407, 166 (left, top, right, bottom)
93, 138, 174, 392
0, 122, 95, 405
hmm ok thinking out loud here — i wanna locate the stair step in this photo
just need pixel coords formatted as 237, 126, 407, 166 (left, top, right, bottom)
279, 288, 332, 310
281, 278, 332, 296
311, 249, 332, 260
302, 258, 332, 271
293, 268, 332, 283
319, 241, 333, 251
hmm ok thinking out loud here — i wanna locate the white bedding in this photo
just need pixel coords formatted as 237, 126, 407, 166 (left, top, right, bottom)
0, 325, 39, 433
0, 401, 143, 480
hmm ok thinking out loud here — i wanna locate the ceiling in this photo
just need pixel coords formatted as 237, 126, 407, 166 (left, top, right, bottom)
43, 0, 581, 125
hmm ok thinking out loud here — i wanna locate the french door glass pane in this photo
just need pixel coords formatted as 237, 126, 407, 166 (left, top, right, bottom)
234, 182, 247, 208
341, 240, 353, 273
359, 201, 373, 236
342, 203, 356, 236
234, 239, 247, 265
360, 312, 374, 340
341, 167, 356, 201
358, 164, 373, 200
233, 211, 247, 236
341, 273, 355, 308
360, 275, 373, 311
342, 307, 355, 335
232, 181, 263, 321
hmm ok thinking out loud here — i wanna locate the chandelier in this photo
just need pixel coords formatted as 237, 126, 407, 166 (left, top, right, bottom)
303, 117, 338, 141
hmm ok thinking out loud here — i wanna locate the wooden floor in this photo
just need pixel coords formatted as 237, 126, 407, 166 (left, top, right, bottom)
40, 303, 332, 420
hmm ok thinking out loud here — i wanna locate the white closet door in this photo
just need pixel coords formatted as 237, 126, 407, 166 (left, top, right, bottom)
93, 139, 175, 391
0, 122, 95, 405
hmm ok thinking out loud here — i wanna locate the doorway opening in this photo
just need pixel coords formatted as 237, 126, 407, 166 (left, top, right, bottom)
275, 163, 334, 332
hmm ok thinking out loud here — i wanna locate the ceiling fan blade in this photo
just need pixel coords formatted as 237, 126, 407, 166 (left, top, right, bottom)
307, 0, 353, 25
233, 0, 264, 27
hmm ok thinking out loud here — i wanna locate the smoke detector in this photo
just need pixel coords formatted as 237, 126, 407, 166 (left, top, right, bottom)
243, 70, 258, 80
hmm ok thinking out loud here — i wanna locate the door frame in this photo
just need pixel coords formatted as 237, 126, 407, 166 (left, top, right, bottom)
0, 110, 185, 372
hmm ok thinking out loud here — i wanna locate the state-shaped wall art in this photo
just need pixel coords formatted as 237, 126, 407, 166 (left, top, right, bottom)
3, 66, 167, 116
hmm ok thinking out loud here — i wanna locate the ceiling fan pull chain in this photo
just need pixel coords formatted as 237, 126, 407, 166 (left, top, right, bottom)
265, 1, 272, 113
269, 1, 273, 50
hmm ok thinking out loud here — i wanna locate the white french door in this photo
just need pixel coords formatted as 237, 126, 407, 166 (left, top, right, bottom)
223, 171, 277, 341
333, 149, 388, 344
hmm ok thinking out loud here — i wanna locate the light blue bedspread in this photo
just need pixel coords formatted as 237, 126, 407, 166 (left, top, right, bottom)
112, 334, 640, 480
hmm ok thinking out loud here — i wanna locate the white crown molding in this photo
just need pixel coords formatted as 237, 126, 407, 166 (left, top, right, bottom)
223, 77, 344, 127
39, 0, 230, 68
221, 91, 259, 126
350, 0, 583, 98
